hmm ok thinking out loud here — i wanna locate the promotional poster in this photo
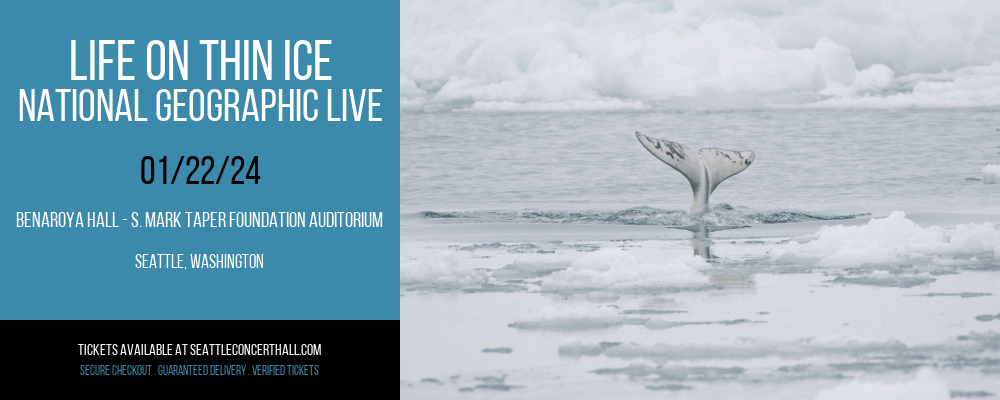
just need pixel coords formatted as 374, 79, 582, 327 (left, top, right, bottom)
3, 1, 398, 386
400, 1, 1000, 398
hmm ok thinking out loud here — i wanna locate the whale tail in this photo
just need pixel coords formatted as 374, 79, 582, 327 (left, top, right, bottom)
635, 132, 754, 213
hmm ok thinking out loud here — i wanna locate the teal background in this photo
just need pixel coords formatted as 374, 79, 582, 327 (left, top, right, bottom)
0, 2, 400, 319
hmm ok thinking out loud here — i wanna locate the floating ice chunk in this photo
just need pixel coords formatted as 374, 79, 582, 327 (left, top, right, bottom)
768, 212, 1000, 267
508, 306, 645, 331
540, 249, 711, 292
399, 251, 487, 288
571, 248, 635, 272
829, 271, 936, 288
493, 260, 570, 280
481, 347, 513, 353
814, 368, 949, 400
853, 64, 896, 93
819, 64, 896, 97
984, 164, 1000, 184
644, 318, 757, 330
594, 363, 745, 382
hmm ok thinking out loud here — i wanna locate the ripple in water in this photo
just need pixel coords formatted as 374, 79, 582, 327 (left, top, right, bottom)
414, 204, 868, 226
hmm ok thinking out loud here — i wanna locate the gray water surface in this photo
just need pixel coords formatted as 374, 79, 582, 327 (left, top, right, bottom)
402, 109, 1000, 216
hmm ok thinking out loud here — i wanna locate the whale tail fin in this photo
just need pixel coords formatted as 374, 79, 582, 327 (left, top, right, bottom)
698, 148, 754, 194
635, 132, 754, 212
634, 132, 703, 192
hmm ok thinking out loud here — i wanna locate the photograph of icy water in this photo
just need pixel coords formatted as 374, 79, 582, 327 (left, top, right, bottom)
400, 2, 1000, 399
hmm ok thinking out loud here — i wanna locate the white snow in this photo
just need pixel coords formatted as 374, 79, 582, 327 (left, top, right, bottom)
541, 249, 712, 291
983, 164, 999, 184
814, 368, 950, 400
510, 306, 631, 330
402, 0, 1000, 110
399, 251, 487, 287
768, 211, 1000, 266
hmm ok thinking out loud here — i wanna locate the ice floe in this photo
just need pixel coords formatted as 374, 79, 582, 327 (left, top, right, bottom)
508, 306, 646, 331
814, 368, 949, 400
540, 249, 712, 292
400, 251, 488, 289
768, 212, 1000, 267
984, 164, 999, 184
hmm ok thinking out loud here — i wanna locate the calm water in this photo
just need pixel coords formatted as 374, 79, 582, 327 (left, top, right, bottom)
400, 109, 1000, 399
401, 109, 1000, 216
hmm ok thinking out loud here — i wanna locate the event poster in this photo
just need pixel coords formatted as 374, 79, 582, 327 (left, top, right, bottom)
6, 1, 1000, 396
401, 1, 1000, 398
3, 1, 398, 384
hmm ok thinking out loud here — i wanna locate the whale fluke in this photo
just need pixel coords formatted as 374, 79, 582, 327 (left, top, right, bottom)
635, 132, 754, 213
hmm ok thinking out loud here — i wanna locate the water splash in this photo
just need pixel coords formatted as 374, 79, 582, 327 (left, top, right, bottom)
414, 205, 867, 226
